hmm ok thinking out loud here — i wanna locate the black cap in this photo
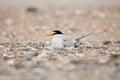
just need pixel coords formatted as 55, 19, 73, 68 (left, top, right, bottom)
53, 30, 63, 35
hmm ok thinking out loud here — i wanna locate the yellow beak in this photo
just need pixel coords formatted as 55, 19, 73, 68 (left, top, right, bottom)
46, 33, 54, 36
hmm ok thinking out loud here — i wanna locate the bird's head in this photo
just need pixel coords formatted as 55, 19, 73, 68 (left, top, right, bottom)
47, 30, 63, 36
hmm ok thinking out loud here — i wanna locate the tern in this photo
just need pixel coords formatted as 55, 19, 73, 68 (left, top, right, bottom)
47, 30, 93, 49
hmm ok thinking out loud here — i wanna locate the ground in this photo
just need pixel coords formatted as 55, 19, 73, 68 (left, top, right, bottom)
0, 6, 120, 80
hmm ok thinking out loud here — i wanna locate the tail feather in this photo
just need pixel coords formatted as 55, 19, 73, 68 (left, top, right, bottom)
76, 32, 94, 41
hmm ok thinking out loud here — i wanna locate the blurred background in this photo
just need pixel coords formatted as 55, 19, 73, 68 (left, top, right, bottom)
0, 0, 120, 43
0, 0, 120, 6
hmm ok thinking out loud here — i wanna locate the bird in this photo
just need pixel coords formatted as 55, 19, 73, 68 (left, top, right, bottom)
47, 30, 93, 49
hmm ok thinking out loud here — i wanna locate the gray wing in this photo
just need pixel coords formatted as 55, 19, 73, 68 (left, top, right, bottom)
62, 36, 78, 47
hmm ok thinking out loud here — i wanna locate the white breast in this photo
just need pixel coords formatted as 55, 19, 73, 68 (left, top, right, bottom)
52, 34, 64, 49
